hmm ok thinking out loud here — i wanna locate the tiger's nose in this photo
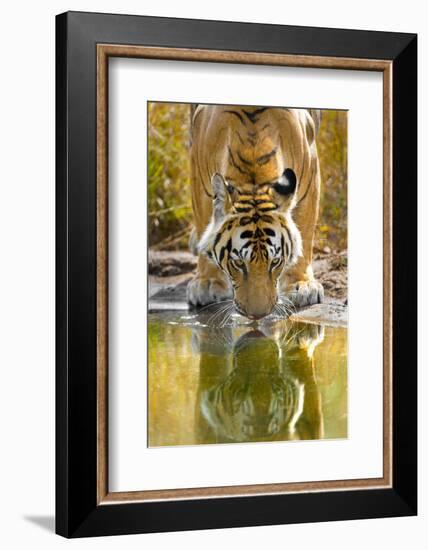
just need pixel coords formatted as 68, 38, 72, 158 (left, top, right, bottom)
238, 304, 274, 320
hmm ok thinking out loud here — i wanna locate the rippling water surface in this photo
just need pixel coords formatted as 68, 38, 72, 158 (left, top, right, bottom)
148, 309, 347, 447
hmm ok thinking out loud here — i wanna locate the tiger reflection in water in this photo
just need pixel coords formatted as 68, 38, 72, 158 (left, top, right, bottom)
194, 321, 324, 444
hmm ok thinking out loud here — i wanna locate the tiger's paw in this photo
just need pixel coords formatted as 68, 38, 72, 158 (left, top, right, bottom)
284, 279, 324, 309
187, 276, 233, 308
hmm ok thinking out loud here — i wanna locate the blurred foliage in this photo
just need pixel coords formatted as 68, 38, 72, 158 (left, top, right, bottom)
317, 110, 348, 250
148, 103, 347, 251
148, 103, 191, 248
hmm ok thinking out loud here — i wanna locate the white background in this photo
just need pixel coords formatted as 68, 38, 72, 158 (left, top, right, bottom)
109, 59, 383, 491
0, 1, 425, 548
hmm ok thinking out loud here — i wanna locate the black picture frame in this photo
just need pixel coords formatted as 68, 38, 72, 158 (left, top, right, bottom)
56, 11, 417, 538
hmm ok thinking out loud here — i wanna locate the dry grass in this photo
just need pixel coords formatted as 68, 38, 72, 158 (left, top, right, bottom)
148, 103, 347, 251
317, 110, 348, 250
148, 103, 191, 247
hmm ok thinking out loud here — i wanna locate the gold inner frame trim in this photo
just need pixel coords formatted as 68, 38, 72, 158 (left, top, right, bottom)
96, 43, 393, 505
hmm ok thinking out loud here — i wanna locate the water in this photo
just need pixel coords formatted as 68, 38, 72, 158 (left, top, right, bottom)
148, 309, 347, 447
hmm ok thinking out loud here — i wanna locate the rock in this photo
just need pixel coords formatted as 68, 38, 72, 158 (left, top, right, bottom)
149, 273, 192, 311
289, 301, 347, 328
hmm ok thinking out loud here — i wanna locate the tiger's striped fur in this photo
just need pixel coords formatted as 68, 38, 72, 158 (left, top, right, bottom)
188, 104, 324, 319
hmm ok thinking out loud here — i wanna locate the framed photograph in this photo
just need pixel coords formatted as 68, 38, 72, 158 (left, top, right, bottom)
56, 11, 417, 538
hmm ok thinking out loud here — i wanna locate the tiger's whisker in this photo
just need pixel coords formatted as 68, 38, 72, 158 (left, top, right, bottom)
207, 307, 228, 326
207, 302, 234, 326
219, 304, 235, 328
196, 299, 234, 313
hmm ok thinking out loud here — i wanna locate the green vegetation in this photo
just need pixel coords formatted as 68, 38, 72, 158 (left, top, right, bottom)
148, 103, 347, 251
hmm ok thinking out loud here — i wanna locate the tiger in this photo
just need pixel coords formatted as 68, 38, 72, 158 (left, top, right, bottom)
187, 104, 324, 320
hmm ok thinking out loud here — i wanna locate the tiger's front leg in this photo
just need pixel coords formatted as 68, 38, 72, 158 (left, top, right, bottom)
279, 159, 324, 309
187, 255, 233, 308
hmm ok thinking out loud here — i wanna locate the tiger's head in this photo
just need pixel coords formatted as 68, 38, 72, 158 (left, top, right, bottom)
198, 172, 302, 319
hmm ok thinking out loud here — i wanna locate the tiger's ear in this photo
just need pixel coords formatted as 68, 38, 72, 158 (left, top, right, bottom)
271, 168, 297, 209
197, 174, 232, 256
211, 173, 234, 222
